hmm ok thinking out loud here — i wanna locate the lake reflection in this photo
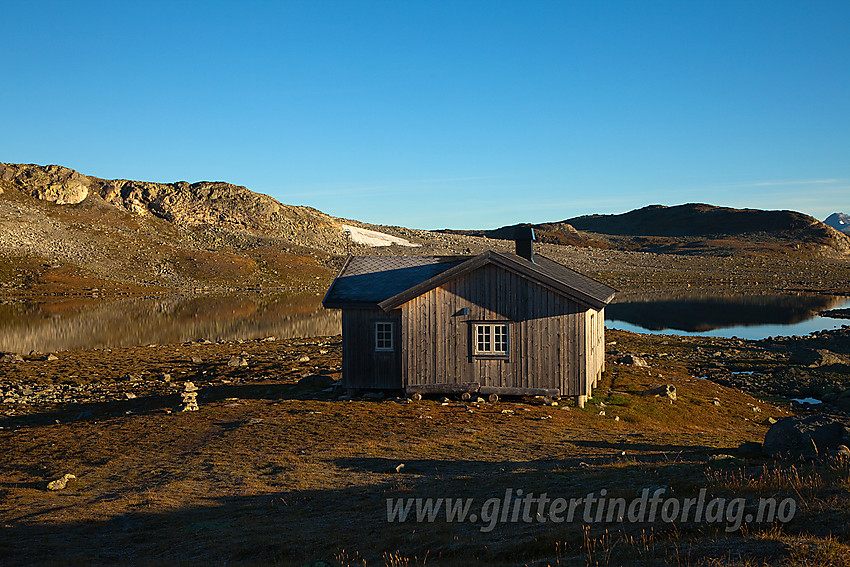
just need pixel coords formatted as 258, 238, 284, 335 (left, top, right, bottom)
607, 293, 850, 339
0, 292, 341, 353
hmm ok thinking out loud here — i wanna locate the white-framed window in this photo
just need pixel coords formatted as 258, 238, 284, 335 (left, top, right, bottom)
375, 321, 394, 352
474, 323, 509, 356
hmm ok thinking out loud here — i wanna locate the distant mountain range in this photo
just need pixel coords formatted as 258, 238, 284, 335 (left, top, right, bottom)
441, 203, 850, 256
825, 212, 850, 234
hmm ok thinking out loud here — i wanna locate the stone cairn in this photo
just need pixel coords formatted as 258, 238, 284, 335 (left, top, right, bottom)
180, 381, 199, 412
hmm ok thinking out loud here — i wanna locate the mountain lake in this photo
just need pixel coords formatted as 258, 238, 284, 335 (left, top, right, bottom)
1, 290, 849, 353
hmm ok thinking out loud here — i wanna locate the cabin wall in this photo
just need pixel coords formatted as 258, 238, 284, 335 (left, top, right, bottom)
341, 308, 402, 390
400, 264, 594, 396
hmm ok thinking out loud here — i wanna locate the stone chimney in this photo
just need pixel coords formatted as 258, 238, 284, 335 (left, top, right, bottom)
514, 226, 536, 262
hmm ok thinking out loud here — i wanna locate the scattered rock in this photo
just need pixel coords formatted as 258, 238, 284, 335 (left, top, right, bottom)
391, 463, 405, 473
124, 392, 137, 400
763, 415, 850, 459
44, 354, 59, 361
47, 473, 77, 491
227, 356, 248, 367
708, 454, 740, 463
191, 356, 203, 364
298, 355, 311, 363
0, 354, 24, 363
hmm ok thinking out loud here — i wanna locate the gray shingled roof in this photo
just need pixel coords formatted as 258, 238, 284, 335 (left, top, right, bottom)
323, 252, 616, 310
322, 255, 468, 308
511, 253, 616, 307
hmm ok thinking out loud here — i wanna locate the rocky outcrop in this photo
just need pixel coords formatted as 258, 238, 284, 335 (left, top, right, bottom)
763, 415, 850, 459
0, 162, 317, 230
1, 163, 90, 204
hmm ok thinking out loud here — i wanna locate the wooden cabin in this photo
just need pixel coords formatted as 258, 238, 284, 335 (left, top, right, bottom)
321, 230, 615, 406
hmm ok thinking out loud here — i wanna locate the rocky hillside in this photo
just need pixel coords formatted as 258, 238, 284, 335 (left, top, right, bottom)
825, 212, 850, 234
0, 163, 451, 294
2, 163, 850, 297
447, 204, 850, 257
2, 163, 570, 296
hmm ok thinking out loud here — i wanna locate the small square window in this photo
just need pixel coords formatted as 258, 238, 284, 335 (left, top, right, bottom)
473, 323, 509, 356
375, 322, 394, 352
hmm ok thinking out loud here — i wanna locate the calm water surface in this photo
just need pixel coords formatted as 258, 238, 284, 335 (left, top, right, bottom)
0, 292, 340, 353
2, 291, 848, 352
607, 293, 850, 340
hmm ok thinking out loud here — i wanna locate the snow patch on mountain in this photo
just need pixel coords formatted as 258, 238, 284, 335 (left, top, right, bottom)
341, 224, 420, 247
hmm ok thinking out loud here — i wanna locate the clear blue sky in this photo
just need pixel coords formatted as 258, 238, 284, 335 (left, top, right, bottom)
2, 1, 848, 229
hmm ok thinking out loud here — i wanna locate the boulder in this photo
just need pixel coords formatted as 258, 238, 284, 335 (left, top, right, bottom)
618, 354, 648, 367
227, 356, 248, 367
641, 384, 676, 401
763, 415, 850, 459
791, 349, 850, 368
47, 473, 77, 491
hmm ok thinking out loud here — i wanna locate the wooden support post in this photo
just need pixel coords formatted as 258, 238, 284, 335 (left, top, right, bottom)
575, 395, 587, 409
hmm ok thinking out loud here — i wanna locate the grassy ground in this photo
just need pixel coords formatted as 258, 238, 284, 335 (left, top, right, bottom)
0, 331, 848, 566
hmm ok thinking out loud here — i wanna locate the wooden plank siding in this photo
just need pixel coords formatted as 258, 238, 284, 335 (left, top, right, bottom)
341, 308, 403, 390
397, 264, 603, 397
